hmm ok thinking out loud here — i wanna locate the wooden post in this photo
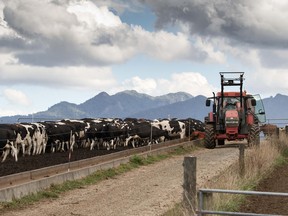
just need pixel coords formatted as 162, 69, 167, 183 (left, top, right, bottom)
183, 156, 197, 214
239, 144, 245, 177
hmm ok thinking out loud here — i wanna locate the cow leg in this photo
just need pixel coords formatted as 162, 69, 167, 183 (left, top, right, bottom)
132, 139, 136, 148
32, 138, 37, 155
21, 141, 26, 156
105, 141, 110, 150
113, 138, 117, 149
3, 142, 18, 162
11, 145, 18, 162
1, 148, 10, 162
27, 136, 33, 155
42, 141, 47, 154
90, 139, 95, 150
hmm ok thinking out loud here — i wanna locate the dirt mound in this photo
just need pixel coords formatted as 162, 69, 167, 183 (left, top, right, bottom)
239, 164, 288, 215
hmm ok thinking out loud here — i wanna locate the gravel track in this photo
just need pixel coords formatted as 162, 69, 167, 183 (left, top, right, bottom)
2, 145, 240, 216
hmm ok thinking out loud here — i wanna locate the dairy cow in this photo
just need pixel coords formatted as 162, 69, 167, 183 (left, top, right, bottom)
102, 118, 128, 150
83, 118, 108, 150
60, 119, 89, 150
83, 118, 127, 150
30, 123, 48, 155
125, 118, 169, 148
42, 121, 76, 152
179, 118, 205, 139
0, 124, 18, 162
152, 119, 186, 139
15, 123, 36, 156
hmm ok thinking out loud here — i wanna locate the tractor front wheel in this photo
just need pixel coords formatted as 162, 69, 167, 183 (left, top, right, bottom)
204, 124, 216, 149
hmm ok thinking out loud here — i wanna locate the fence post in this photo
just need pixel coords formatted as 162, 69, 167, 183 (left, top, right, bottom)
239, 144, 245, 177
183, 156, 197, 214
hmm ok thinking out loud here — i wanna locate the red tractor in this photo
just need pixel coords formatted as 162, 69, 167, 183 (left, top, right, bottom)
204, 72, 266, 148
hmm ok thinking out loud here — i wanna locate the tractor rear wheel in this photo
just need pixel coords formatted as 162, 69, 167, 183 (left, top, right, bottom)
204, 124, 216, 149
248, 124, 260, 147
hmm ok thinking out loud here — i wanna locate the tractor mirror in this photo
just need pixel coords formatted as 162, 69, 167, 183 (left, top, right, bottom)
251, 99, 256, 106
206, 99, 211, 106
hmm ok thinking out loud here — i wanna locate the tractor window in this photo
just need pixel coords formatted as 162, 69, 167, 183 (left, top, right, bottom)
222, 97, 240, 110
252, 94, 266, 123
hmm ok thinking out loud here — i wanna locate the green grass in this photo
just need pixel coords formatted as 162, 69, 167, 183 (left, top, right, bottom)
0, 144, 199, 212
162, 202, 185, 216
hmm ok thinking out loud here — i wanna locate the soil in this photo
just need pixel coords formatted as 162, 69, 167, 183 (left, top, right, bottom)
1, 146, 240, 216
0, 147, 129, 177
239, 163, 288, 215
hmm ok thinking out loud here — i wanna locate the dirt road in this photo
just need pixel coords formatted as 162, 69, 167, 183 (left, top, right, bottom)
3, 147, 239, 216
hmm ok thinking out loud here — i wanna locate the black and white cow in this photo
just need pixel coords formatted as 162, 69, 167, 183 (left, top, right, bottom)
83, 118, 108, 150
152, 119, 186, 140
83, 118, 127, 150
178, 118, 205, 139
14, 122, 49, 156
0, 124, 18, 162
15, 123, 36, 156
60, 119, 89, 150
41, 121, 76, 152
30, 123, 48, 155
102, 118, 128, 150
125, 118, 169, 148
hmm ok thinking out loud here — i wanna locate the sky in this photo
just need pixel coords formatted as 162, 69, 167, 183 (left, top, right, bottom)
0, 0, 288, 117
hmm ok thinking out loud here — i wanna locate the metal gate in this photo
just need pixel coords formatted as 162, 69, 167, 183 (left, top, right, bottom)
198, 188, 288, 216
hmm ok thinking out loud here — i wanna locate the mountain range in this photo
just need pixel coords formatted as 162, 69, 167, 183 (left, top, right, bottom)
0, 90, 288, 124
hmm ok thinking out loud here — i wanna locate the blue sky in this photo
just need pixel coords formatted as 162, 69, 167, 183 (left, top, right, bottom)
0, 0, 288, 117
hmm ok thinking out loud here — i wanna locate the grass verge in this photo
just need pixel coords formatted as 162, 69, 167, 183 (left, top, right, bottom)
0, 144, 200, 212
163, 135, 288, 215
210, 135, 288, 213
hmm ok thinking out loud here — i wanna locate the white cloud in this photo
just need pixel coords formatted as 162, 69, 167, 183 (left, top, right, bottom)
117, 72, 216, 97
0, 64, 116, 90
246, 68, 288, 98
0, 0, 226, 67
3, 88, 30, 106
165, 72, 216, 96
67, 1, 122, 28
120, 77, 157, 94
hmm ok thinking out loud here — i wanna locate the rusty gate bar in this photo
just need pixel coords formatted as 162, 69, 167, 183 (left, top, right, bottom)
266, 118, 288, 127
197, 188, 288, 216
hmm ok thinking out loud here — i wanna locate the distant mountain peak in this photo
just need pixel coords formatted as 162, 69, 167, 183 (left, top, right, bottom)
115, 90, 152, 99
120, 90, 138, 95
97, 91, 110, 97
275, 93, 287, 98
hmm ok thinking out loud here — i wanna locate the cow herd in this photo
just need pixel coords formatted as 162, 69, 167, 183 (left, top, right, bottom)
0, 118, 205, 162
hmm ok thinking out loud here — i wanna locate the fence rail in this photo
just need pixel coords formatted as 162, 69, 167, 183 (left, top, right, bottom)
197, 188, 288, 216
